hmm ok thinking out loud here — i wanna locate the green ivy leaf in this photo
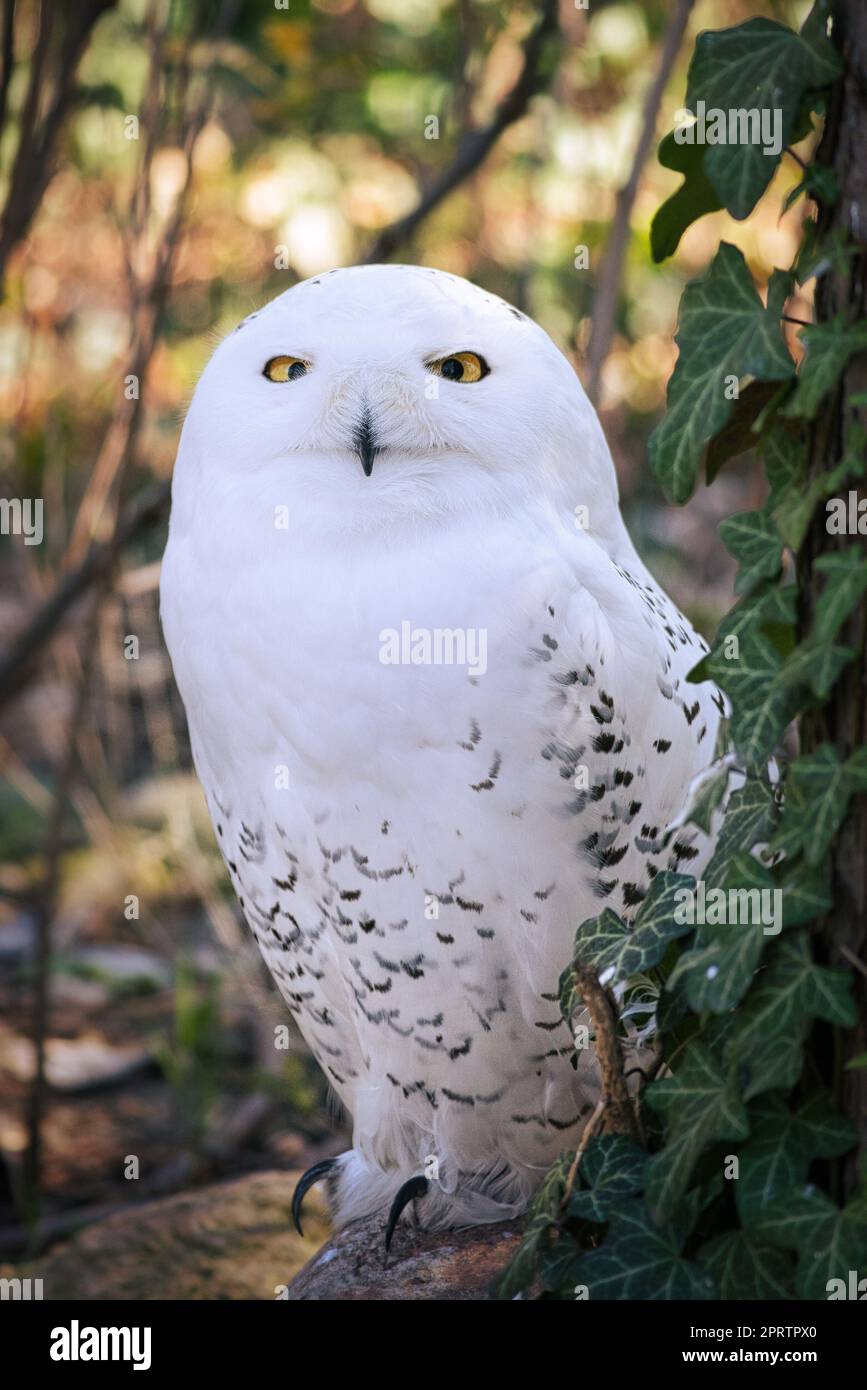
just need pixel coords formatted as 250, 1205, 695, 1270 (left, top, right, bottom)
674, 757, 732, 836
754, 1186, 837, 1247
719, 510, 784, 596
792, 1092, 857, 1157
725, 932, 856, 1098
812, 547, 867, 642
794, 221, 858, 288
571, 1199, 717, 1300
493, 1211, 553, 1300
699, 1230, 794, 1300
773, 745, 867, 865
570, 872, 695, 988
702, 774, 780, 890
645, 1043, 750, 1217
782, 163, 839, 213
651, 11, 839, 258
686, 16, 840, 219
568, 1135, 649, 1223
778, 858, 832, 927
650, 132, 723, 264
701, 586, 796, 684
707, 630, 796, 766
667, 853, 777, 1013
774, 461, 857, 552
493, 1152, 571, 1298
538, 1233, 582, 1291
736, 1093, 854, 1223
784, 318, 867, 419
704, 380, 787, 481
562, 909, 628, 998
649, 244, 794, 504
779, 630, 856, 701
762, 428, 807, 510
755, 1188, 867, 1299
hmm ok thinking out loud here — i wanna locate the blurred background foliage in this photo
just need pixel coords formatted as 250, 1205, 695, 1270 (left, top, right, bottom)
0, 0, 817, 1253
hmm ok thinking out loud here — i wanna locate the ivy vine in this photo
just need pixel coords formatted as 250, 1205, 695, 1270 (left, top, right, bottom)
498, 0, 867, 1302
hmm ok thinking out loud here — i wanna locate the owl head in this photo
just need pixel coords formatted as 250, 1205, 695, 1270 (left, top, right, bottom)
171, 265, 623, 547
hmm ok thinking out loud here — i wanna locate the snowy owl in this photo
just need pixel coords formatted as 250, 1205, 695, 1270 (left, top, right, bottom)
160, 265, 723, 1245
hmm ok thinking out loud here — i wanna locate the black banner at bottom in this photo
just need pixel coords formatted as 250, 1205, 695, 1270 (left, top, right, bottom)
5, 1297, 864, 1374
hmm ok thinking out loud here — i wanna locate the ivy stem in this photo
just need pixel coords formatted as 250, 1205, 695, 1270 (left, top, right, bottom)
571, 964, 642, 1144
839, 943, 867, 983
560, 1097, 606, 1213
785, 145, 808, 171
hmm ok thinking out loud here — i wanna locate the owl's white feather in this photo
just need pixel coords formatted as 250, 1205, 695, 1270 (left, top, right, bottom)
160, 266, 722, 1230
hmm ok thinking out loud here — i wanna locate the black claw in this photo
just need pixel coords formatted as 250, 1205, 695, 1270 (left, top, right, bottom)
384, 1175, 429, 1253
292, 1158, 337, 1236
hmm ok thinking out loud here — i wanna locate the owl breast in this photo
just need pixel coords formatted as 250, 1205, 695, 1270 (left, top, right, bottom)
163, 510, 719, 1196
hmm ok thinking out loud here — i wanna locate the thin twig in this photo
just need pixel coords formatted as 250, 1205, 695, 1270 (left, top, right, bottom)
65, 1, 228, 566
22, 600, 101, 1216
362, 0, 559, 264
561, 1097, 606, 1212
585, 0, 695, 403
0, 0, 117, 294
0, 0, 17, 139
0, 481, 170, 713
0, 0, 238, 707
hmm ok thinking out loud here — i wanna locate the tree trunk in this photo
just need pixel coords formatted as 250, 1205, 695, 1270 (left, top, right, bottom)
802, 0, 867, 1189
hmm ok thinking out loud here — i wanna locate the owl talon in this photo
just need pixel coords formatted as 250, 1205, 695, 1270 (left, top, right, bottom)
292, 1157, 337, 1236
384, 1175, 430, 1254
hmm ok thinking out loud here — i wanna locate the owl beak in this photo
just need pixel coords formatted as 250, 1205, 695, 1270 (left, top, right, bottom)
352, 408, 379, 478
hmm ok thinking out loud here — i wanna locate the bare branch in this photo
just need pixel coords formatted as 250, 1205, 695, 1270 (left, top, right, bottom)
0, 482, 170, 714
362, 0, 559, 264
22, 594, 102, 1207
585, 0, 695, 404
0, 0, 118, 294
0, 1, 240, 713
560, 1097, 606, 1212
0, 0, 17, 139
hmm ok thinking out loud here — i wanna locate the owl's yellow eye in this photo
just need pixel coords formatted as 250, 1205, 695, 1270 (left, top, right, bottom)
264, 355, 310, 382
426, 351, 489, 383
